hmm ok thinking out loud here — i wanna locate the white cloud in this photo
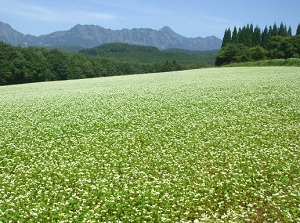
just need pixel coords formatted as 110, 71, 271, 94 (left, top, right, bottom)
0, 0, 116, 23
0, 1, 55, 21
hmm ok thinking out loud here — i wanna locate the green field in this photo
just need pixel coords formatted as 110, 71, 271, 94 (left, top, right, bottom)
0, 67, 299, 222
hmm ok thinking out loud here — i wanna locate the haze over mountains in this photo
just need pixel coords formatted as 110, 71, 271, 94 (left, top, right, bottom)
0, 21, 221, 51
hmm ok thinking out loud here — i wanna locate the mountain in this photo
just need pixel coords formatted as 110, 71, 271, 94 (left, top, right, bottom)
0, 22, 29, 45
0, 21, 222, 51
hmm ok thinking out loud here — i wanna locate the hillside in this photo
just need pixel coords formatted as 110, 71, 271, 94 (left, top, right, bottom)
0, 21, 222, 51
79, 43, 218, 65
1, 67, 299, 222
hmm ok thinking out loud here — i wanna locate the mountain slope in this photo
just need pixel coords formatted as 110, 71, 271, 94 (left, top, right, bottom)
0, 22, 27, 45
0, 21, 222, 50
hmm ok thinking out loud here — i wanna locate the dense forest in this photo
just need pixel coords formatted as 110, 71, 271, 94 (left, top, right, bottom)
0, 41, 217, 85
216, 23, 300, 66
80, 43, 217, 66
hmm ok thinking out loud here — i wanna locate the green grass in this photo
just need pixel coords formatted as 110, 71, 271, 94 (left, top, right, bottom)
0, 67, 299, 222
227, 58, 300, 67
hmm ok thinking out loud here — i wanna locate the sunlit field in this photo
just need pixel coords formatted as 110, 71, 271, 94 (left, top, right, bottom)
1, 67, 299, 222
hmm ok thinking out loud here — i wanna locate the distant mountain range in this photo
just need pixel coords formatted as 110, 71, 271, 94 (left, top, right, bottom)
0, 21, 222, 51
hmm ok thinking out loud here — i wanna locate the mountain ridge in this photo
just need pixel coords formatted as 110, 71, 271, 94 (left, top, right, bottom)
0, 21, 222, 51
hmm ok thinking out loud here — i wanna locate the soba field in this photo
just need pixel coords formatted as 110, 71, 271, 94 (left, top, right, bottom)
0, 67, 299, 222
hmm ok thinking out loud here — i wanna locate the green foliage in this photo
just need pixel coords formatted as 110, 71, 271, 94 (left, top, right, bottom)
267, 35, 300, 59
217, 23, 300, 66
80, 43, 159, 55
215, 43, 248, 66
231, 26, 239, 43
1, 67, 299, 222
221, 28, 231, 47
297, 23, 300, 35
45, 45, 85, 53
80, 43, 217, 67
216, 44, 267, 66
227, 58, 300, 67
0, 41, 217, 86
278, 22, 289, 37
246, 46, 267, 61
253, 26, 262, 46
261, 26, 270, 48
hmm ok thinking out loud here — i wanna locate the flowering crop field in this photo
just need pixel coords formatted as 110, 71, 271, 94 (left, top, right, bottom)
0, 67, 299, 222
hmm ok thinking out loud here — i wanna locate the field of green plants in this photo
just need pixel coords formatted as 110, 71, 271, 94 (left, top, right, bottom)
0, 67, 299, 222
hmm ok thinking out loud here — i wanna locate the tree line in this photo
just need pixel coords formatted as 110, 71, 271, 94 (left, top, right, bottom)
216, 23, 300, 66
0, 41, 216, 86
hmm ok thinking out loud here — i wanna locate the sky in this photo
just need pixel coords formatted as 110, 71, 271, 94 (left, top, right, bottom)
0, 0, 299, 39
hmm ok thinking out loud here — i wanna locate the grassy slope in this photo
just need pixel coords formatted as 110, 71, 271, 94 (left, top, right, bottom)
0, 67, 299, 222
227, 58, 300, 67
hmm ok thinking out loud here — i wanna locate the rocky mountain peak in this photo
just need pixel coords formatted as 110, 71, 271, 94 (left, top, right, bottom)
0, 21, 222, 51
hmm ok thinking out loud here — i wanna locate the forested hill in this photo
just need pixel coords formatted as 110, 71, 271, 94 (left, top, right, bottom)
80, 43, 218, 65
0, 41, 217, 86
80, 43, 160, 55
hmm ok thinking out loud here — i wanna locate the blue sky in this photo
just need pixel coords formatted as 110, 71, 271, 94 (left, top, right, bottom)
0, 0, 299, 38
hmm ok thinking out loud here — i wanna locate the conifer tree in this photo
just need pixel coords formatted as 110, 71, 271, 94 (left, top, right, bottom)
222, 28, 232, 47
245, 24, 252, 46
238, 26, 247, 46
261, 26, 269, 48
288, 26, 292, 36
297, 23, 300, 35
278, 22, 288, 37
232, 26, 239, 43
271, 23, 278, 36
249, 24, 254, 35
253, 26, 261, 46
236, 24, 252, 46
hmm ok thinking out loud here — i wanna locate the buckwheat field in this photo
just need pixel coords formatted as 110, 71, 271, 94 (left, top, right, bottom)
0, 67, 299, 222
